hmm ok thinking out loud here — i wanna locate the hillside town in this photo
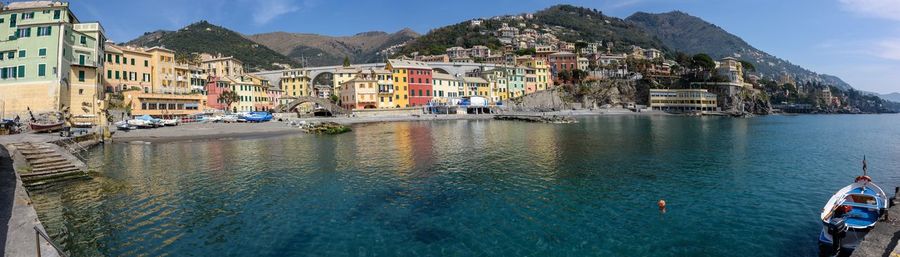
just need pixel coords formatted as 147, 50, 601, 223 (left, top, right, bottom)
0, 0, 892, 133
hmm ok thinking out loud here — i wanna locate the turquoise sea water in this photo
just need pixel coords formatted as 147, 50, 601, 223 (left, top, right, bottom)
30, 114, 900, 256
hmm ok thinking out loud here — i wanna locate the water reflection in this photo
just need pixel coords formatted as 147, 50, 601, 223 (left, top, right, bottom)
26, 115, 900, 257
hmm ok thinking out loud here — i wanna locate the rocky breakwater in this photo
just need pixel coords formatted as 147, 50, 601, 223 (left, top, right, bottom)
297, 121, 352, 134
494, 115, 577, 124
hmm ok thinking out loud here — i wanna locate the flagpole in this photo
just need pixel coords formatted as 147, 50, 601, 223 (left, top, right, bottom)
863, 155, 868, 177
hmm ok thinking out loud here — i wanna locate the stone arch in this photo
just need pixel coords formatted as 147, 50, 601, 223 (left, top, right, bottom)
278, 96, 348, 115
432, 68, 451, 74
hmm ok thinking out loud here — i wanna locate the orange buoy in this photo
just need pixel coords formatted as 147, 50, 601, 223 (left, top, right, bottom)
658, 199, 667, 211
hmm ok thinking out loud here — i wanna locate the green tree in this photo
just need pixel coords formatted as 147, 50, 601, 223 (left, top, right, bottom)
218, 90, 240, 113
739, 60, 756, 72
329, 94, 340, 106
691, 54, 716, 70
343, 56, 351, 67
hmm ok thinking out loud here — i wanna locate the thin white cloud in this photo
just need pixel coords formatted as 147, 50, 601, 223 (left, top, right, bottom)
609, 0, 643, 9
876, 39, 900, 60
839, 0, 900, 21
251, 0, 302, 26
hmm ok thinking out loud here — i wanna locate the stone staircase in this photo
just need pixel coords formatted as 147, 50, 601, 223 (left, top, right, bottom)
8, 142, 90, 189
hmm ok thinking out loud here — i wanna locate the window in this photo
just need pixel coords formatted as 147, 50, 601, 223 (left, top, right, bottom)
107, 70, 111, 79
17, 65, 24, 78
21, 12, 34, 20
9, 14, 16, 28
115, 55, 119, 64
53, 10, 61, 19
37, 26, 51, 36
78, 70, 84, 82
38, 64, 45, 76
0, 18, 4, 23
79, 55, 85, 65
80, 36, 86, 44
16, 28, 30, 38
144, 60, 148, 67
17, 50, 24, 58
38, 48, 46, 57
115, 71, 119, 79
130, 58, 134, 65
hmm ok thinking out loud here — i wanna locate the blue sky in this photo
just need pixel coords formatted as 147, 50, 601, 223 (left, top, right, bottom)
70, 0, 900, 94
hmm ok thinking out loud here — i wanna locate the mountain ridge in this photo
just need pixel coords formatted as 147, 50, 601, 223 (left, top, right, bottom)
125, 5, 857, 93
625, 11, 852, 90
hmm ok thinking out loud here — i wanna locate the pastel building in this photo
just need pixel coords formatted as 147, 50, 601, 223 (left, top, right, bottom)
222, 74, 270, 112
387, 59, 431, 108
373, 68, 394, 109
147, 47, 180, 93
332, 67, 358, 98
548, 51, 577, 84
506, 66, 526, 98
202, 54, 244, 78
280, 68, 311, 97
0, 1, 108, 120
431, 72, 461, 104
517, 56, 549, 91
649, 89, 719, 112
462, 76, 488, 98
473, 68, 508, 103
103, 43, 152, 93
339, 69, 379, 109
523, 67, 538, 94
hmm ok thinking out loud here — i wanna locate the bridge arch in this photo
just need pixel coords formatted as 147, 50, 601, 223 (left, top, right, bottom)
278, 96, 348, 115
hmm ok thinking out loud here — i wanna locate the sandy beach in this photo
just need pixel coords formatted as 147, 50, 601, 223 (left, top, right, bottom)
111, 109, 656, 143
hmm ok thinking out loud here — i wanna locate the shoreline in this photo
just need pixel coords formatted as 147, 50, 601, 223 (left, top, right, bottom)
107, 109, 895, 144
111, 109, 661, 143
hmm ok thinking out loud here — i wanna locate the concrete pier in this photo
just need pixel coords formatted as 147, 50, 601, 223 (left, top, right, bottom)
850, 188, 900, 257
0, 144, 60, 257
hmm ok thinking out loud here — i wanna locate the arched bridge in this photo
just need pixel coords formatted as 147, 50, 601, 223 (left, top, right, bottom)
277, 96, 348, 115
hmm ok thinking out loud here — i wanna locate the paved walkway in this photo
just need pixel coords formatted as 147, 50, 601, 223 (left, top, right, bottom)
0, 144, 61, 257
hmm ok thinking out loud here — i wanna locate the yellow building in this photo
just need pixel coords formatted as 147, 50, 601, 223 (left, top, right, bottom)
339, 69, 379, 110
332, 67, 358, 98
202, 54, 244, 78
462, 77, 487, 97
387, 61, 409, 108
147, 47, 182, 93
103, 43, 152, 93
281, 68, 311, 97
373, 69, 394, 108
649, 89, 719, 112
174, 62, 190, 90
386, 59, 431, 108
516, 56, 549, 92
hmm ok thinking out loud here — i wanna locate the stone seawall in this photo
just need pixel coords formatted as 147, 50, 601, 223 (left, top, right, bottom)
850, 187, 900, 257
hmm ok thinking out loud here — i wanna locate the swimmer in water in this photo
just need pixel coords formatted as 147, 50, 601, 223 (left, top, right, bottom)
658, 199, 666, 214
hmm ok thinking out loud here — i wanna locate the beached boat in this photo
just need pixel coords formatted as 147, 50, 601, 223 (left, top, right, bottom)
241, 112, 273, 122
29, 121, 64, 133
818, 172, 888, 256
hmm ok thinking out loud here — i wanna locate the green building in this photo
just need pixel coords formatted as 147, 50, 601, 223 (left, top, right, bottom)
0, 1, 106, 122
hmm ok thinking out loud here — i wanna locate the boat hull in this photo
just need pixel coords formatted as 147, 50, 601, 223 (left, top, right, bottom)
29, 122, 64, 133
